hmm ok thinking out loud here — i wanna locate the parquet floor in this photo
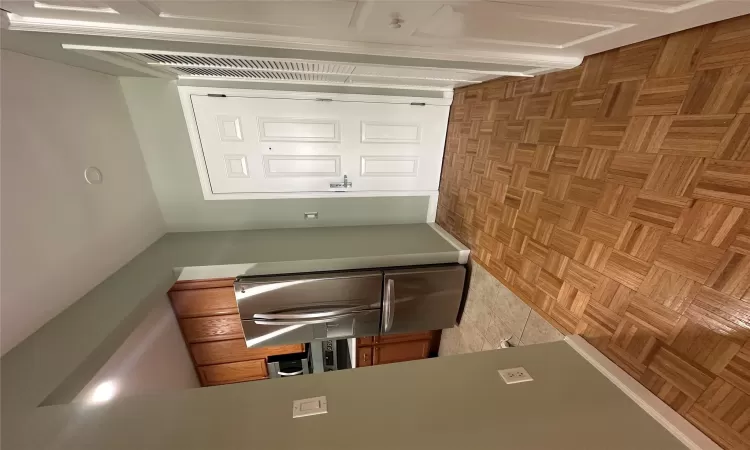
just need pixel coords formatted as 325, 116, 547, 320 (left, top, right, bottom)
436, 15, 750, 450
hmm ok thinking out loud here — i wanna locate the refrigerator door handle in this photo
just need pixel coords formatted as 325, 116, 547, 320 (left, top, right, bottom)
253, 312, 359, 326
382, 278, 395, 333
253, 305, 370, 321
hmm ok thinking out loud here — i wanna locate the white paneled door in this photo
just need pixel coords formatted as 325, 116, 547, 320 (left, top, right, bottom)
190, 94, 449, 195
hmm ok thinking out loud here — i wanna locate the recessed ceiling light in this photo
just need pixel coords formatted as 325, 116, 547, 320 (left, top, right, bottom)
33, 2, 118, 14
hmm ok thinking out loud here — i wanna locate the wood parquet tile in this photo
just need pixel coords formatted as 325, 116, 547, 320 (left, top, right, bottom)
437, 15, 750, 449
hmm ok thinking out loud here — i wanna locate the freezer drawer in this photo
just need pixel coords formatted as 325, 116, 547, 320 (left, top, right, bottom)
381, 265, 466, 335
236, 271, 382, 348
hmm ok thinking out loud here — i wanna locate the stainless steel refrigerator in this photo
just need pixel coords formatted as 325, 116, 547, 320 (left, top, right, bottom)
234, 264, 466, 348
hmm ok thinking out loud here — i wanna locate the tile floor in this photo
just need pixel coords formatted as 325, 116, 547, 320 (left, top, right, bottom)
439, 263, 565, 356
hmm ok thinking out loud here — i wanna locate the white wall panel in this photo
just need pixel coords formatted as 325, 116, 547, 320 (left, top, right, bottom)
361, 122, 421, 143
258, 117, 339, 142
264, 155, 340, 177
216, 115, 243, 141
361, 156, 419, 177
0, 51, 165, 356
224, 154, 250, 177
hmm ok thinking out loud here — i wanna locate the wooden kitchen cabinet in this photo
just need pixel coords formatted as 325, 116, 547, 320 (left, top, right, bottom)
357, 346, 373, 367
191, 340, 304, 366
373, 340, 430, 365
358, 336, 375, 346
356, 330, 440, 367
198, 359, 268, 386
168, 278, 303, 387
179, 314, 244, 343
376, 331, 434, 345
169, 286, 237, 317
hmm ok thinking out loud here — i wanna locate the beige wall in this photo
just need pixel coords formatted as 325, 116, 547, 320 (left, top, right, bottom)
73, 297, 199, 404
0, 50, 165, 356
119, 77, 431, 232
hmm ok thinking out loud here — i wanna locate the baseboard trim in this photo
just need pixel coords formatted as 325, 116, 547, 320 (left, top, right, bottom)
565, 335, 720, 450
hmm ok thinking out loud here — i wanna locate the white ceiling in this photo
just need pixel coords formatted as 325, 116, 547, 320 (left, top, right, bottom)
3, 1, 750, 89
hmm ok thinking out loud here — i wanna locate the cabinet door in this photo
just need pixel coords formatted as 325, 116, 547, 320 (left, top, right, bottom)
357, 347, 373, 367
198, 359, 267, 385
375, 331, 434, 345
191, 340, 304, 366
372, 340, 430, 365
169, 287, 238, 318
180, 315, 244, 343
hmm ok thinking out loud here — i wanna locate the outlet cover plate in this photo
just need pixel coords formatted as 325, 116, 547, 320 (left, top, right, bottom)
293, 396, 328, 418
498, 367, 533, 384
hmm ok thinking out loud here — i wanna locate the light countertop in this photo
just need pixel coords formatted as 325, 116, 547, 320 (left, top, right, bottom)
4, 341, 685, 450
1, 223, 468, 432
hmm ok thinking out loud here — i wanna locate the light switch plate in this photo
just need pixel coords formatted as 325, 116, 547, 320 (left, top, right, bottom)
292, 396, 328, 418
498, 367, 533, 384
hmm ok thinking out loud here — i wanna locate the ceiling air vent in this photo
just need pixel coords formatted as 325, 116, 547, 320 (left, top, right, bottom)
138, 53, 355, 75
172, 66, 350, 82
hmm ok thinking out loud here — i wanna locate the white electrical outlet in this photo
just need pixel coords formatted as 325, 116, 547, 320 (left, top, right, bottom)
498, 367, 533, 384
292, 396, 327, 418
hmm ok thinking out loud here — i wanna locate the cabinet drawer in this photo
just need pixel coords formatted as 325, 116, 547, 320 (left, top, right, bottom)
373, 340, 430, 365
375, 331, 434, 345
180, 315, 243, 343
357, 347, 373, 367
357, 336, 375, 346
169, 287, 238, 318
198, 359, 267, 386
191, 340, 304, 366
